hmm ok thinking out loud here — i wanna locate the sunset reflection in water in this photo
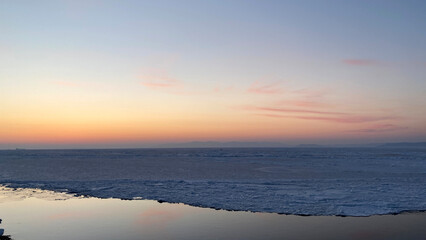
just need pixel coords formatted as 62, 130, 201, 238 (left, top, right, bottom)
0, 186, 425, 240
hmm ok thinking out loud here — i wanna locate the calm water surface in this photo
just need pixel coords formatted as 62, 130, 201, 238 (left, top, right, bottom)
0, 186, 425, 240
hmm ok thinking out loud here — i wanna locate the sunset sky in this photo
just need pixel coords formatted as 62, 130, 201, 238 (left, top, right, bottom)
1, 0, 426, 148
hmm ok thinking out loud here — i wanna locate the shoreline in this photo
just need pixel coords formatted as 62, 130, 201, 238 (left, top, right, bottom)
1, 184, 425, 218
1, 186, 426, 240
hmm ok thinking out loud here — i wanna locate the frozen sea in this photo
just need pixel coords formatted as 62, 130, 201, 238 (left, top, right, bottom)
0, 148, 425, 216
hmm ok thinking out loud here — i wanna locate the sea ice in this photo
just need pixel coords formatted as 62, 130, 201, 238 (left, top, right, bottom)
0, 148, 425, 216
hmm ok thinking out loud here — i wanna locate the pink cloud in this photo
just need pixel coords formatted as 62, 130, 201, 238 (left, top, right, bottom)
140, 78, 180, 88
244, 103, 399, 124
342, 59, 377, 66
247, 81, 284, 94
294, 115, 395, 124
349, 124, 407, 133
139, 69, 182, 90
255, 113, 396, 124
278, 100, 329, 108
271, 88, 331, 109
254, 113, 288, 118
244, 106, 346, 116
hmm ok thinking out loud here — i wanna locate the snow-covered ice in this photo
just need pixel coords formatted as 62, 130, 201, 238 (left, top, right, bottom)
0, 148, 425, 216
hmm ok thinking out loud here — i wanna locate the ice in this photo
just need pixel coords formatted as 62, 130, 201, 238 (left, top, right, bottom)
0, 148, 425, 216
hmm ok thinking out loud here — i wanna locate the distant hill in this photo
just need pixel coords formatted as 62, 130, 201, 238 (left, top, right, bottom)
296, 144, 324, 148
156, 141, 288, 148
378, 142, 426, 148
156, 141, 426, 149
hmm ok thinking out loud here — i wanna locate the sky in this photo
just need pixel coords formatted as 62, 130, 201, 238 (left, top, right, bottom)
1, 0, 426, 149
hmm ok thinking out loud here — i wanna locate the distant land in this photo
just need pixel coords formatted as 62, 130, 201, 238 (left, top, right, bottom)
155, 141, 426, 149
379, 142, 426, 148
156, 141, 289, 148
2, 141, 426, 150
296, 144, 324, 148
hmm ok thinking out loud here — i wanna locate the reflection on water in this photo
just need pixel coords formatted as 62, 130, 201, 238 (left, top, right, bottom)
0, 186, 426, 240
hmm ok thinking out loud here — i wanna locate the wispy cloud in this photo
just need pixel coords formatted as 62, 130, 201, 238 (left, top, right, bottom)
242, 79, 399, 125
294, 115, 396, 124
342, 59, 377, 66
244, 102, 398, 124
244, 106, 346, 116
277, 100, 329, 108
140, 78, 180, 88
247, 81, 284, 94
139, 69, 182, 90
349, 124, 407, 133
255, 112, 396, 124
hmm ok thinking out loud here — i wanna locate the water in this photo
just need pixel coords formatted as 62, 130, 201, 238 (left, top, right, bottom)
0, 148, 425, 216
1, 186, 426, 240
